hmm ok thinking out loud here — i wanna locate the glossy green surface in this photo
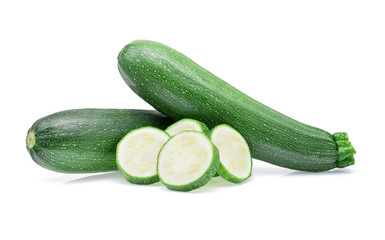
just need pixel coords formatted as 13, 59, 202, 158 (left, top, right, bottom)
118, 40, 356, 172
26, 108, 174, 173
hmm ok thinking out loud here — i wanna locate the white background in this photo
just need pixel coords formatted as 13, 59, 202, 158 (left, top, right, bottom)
1, 0, 384, 239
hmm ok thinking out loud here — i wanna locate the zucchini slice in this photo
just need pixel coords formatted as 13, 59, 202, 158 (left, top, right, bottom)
116, 127, 169, 184
165, 118, 209, 136
210, 124, 252, 183
157, 131, 219, 191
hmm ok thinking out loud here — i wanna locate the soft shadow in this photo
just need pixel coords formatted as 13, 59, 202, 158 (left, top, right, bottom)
63, 172, 166, 188
156, 175, 238, 194
63, 171, 126, 185
252, 164, 292, 177
282, 168, 354, 178
192, 177, 236, 193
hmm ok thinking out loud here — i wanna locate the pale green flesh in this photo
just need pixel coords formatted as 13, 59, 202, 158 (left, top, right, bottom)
165, 119, 205, 136
210, 125, 252, 182
117, 127, 169, 181
27, 131, 35, 149
158, 131, 217, 191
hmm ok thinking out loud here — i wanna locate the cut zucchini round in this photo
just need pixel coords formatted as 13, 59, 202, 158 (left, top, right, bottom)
116, 127, 170, 184
165, 118, 209, 137
157, 131, 219, 191
210, 124, 252, 183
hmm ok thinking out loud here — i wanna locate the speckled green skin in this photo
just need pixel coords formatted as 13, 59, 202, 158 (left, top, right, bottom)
209, 124, 252, 183
118, 40, 356, 172
26, 109, 174, 173
157, 131, 219, 192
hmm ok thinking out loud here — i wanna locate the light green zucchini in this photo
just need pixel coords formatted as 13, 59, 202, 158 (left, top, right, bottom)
118, 40, 356, 172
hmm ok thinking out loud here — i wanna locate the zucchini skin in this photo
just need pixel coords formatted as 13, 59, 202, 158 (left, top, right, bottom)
118, 40, 356, 172
26, 109, 174, 173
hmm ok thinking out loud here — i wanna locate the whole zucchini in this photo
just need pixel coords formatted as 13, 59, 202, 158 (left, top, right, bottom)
26, 108, 174, 173
118, 40, 356, 172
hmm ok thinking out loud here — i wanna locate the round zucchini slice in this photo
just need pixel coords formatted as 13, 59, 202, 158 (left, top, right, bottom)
157, 131, 219, 192
210, 124, 252, 183
116, 127, 169, 184
165, 118, 209, 137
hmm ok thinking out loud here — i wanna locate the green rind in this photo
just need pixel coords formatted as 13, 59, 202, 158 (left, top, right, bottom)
196, 120, 210, 136
217, 164, 246, 183
26, 108, 174, 173
209, 124, 252, 183
116, 126, 169, 185
165, 118, 210, 136
118, 168, 159, 185
157, 131, 220, 192
118, 40, 356, 172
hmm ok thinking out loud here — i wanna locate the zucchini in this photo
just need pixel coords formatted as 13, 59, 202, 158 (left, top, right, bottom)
26, 108, 174, 173
165, 118, 209, 136
118, 40, 356, 172
210, 124, 252, 183
116, 127, 169, 184
157, 131, 219, 191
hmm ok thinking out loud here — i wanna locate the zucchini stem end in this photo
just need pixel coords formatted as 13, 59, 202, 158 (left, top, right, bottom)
333, 132, 356, 168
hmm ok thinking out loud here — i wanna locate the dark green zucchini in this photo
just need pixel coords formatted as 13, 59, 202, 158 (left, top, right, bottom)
117, 40, 356, 172
26, 108, 174, 173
